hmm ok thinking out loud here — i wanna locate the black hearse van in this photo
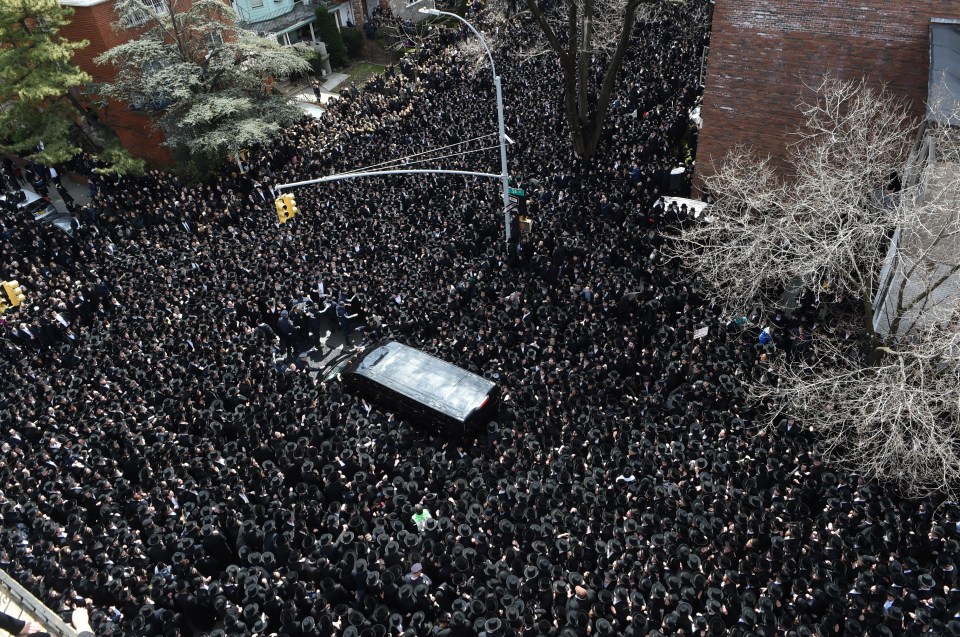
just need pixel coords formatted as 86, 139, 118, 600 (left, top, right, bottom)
329, 341, 498, 436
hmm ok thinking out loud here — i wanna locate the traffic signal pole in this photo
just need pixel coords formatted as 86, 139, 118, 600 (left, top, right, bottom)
274, 168, 502, 192
276, 9, 514, 254
274, 169, 509, 243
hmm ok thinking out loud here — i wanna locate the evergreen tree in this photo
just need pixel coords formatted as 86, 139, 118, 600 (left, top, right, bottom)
0, 0, 92, 165
97, 0, 310, 172
316, 5, 349, 69
0, 0, 144, 174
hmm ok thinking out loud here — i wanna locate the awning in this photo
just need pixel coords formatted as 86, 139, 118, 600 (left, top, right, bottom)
240, 3, 316, 36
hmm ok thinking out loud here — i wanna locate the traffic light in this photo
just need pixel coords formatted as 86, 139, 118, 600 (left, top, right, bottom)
275, 193, 299, 224
508, 211, 520, 244
2, 280, 25, 307
283, 193, 298, 220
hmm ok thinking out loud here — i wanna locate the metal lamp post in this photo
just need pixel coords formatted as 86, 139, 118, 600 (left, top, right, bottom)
274, 11, 515, 255
419, 7, 514, 247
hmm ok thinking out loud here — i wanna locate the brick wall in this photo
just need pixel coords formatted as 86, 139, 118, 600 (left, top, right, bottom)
61, 1, 126, 83
61, 0, 174, 166
696, 0, 960, 187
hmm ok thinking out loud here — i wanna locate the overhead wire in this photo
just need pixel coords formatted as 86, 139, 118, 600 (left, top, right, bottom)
353, 143, 503, 174
337, 133, 499, 175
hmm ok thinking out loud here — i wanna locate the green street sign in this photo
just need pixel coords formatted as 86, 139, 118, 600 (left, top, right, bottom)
509, 187, 526, 197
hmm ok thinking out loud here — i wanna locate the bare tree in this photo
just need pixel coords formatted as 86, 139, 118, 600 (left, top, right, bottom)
754, 318, 960, 499
669, 76, 960, 495
377, 11, 444, 54
669, 77, 960, 344
502, 0, 690, 157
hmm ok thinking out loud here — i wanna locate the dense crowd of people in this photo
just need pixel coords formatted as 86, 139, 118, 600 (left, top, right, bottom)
2, 2, 960, 636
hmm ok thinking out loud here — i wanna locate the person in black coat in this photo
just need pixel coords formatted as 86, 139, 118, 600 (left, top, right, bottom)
0, 611, 41, 636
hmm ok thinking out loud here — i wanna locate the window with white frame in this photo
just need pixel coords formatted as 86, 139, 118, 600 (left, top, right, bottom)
205, 30, 224, 47
120, 0, 170, 28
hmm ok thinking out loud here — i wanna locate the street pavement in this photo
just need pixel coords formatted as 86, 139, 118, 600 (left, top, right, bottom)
289, 72, 349, 119
19, 172, 91, 214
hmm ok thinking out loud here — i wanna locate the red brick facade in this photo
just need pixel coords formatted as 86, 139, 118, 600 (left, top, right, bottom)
60, 0, 173, 166
61, 1, 125, 82
696, 1, 960, 185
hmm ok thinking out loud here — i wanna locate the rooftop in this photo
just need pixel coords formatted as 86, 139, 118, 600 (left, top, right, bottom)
240, 2, 315, 35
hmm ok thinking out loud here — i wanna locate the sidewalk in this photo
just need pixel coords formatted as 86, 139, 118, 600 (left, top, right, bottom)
288, 72, 350, 117
20, 172, 92, 214
57, 173, 92, 211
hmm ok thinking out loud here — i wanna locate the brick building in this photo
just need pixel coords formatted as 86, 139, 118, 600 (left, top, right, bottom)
60, 0, 176, 166
696, 1, 960, 184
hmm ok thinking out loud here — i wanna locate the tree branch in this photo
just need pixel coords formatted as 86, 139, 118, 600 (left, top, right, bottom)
523, 0, 568, 64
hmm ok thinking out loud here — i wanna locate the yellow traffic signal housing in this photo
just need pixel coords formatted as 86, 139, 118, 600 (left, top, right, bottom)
283, 193, 298, 219
2, 280, 25, 307
275, 196, 288, 223
275, 193, 299, 224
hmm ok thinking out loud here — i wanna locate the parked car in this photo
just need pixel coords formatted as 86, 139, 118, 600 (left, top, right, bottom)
0, 188, 57, 218
0, 188, 71, 234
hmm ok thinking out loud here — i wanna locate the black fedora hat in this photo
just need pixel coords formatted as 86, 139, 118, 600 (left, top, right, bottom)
595, 618, 614, 636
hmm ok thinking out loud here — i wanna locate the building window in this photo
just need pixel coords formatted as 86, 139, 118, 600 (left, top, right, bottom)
130, 60, 174, 111
120, 0, 170, 28
250, 0, 264, 7
205, 30, 224, 47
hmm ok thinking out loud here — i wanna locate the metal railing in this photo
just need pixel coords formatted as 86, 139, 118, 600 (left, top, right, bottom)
0, 569, 77, 637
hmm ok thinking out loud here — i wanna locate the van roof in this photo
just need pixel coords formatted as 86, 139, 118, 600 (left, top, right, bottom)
352, 341, 496, 422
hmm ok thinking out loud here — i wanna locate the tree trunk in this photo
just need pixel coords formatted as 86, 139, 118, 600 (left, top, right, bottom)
864, 296, 886, 367
569, 116, 600, 156
552, 0, 646, 158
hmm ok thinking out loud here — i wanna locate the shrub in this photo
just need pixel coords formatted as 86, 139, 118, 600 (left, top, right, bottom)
315, 6, 349, 68
303, 50, 327, 76
342, 28, 363, 58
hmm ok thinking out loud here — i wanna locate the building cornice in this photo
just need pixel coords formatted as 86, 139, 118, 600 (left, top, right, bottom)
59, 0, 113, 7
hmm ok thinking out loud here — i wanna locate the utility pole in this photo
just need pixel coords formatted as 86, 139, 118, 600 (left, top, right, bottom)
274, 11, 515, 258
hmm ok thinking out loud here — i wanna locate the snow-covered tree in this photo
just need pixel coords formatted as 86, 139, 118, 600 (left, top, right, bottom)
96, 0, 310, 170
